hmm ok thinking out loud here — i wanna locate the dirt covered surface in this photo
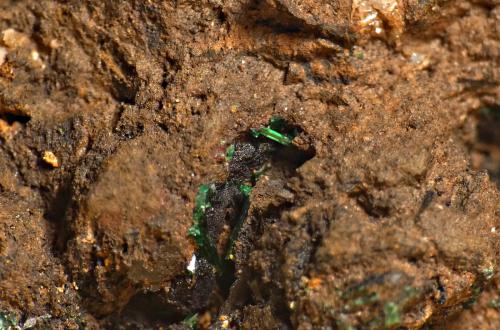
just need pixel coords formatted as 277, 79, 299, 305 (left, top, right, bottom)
0, 0, 499, 329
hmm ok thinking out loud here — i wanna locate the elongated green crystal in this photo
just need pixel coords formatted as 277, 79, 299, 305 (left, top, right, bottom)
261, 127, 292, 145
192, 184, 212, 227
251, 116, 295, 145
252, 127, 292, 145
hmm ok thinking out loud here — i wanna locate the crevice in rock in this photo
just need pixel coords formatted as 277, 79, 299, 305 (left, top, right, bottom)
470, 105, 500, 187
0, 112, 31, 125
107, 117, 315, 327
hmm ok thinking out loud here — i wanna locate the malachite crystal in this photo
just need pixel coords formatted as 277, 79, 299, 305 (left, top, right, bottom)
188, 184, 222, 269
383, 302, 401, 327
225, 144, 235, 161
182, 313, 198, 329
251, 127, 292, 145
192, 184, 212, 225
250, 117, 294, 146
189, 116, 297, 269
0, 312, 17, 330
239, 184, 253, 196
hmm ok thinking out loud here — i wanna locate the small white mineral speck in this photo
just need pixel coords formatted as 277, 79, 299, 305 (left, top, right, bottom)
187, 254, 196, 273
31, 50, 40, 61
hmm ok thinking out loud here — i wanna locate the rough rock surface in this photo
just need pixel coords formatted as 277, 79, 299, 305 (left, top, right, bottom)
0, 0, 498, 329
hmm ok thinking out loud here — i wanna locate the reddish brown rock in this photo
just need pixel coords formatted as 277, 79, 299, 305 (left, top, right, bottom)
0, 0, 498, 328
67, 133, 194, 314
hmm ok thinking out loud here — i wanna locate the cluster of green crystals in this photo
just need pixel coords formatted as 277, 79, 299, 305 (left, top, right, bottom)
383, 302, 401, 327
188, 183, 253, 271
251, 127, 292, 145
250, 116, 295, 146
0, 312, 17, 330
239, 184, 252, 197
188, 116, 294, 271
187, 184, 222, 269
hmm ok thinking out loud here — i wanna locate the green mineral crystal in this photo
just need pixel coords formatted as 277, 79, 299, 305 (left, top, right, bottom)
182, 313, 198, 329
188, 184, 222, 269
189, 184, 213, 242
191, 116, 294, 268
383, 302, 401, 327
352, 292, 379, 307
251, 116, 294, 146
239, 184, 253, 196
251, 127, 292, 145
225, 144, 235, 161
0, 312, 17, 330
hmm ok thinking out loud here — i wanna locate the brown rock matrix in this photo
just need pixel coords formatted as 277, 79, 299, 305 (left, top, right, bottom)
0, 0, 498, 329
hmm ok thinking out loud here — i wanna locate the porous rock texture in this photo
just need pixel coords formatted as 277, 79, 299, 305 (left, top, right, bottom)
0, 0, 498, 329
